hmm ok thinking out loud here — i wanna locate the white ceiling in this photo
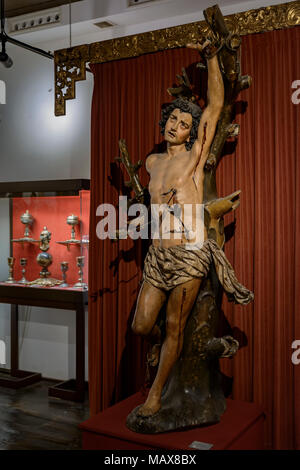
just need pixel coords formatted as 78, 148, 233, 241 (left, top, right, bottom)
5, 0, 82, 18
4, 0, 286, 51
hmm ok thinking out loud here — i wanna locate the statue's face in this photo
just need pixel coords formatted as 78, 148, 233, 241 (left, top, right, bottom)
164, 108, 192, 146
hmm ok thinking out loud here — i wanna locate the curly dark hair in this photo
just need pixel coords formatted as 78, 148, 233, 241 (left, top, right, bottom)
159, 98, 202, 151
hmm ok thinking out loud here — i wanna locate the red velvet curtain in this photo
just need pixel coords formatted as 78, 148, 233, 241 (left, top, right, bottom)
89, 26, 300, 450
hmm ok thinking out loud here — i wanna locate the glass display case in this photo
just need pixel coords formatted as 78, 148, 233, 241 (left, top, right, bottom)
0, 179, 90, 402
0, 179, 90, 290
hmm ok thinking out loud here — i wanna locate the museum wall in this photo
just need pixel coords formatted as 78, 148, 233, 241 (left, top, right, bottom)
0, 42, 93, 380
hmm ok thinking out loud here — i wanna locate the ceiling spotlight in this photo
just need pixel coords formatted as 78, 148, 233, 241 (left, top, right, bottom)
0, 0, 53, 68
0, 49, 13, 68
0, 0, 12, 67
0, 0, 89, 74
0, 28, 12, 68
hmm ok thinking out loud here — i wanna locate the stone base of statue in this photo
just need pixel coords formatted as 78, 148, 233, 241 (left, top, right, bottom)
127, 275, 238, 434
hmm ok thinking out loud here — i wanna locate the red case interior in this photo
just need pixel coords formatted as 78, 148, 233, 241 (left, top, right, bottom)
11, 190, 90, 287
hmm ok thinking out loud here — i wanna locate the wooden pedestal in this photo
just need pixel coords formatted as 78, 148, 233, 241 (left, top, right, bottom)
80, 392, 265, 450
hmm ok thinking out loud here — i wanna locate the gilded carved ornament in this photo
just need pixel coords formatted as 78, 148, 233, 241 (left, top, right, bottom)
54, 0, 300, 116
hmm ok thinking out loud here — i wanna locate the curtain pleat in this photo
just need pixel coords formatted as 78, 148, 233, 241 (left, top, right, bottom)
89, 26, 300, 449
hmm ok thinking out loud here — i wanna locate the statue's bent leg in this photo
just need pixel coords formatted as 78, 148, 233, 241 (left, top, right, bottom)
132, 280, 166, 349
138, 277, 202, 417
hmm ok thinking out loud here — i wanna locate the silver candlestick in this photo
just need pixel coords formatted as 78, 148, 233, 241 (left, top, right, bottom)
5, 257, 15, 284
19, 258, 28, 284
73, 256, 87, 290
59, 261, 69, 288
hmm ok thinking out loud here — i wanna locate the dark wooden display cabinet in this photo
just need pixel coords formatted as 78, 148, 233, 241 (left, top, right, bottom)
0, 180, 90, 402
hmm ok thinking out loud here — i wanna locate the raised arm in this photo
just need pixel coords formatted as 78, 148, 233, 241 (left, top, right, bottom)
187, 41, 224, 171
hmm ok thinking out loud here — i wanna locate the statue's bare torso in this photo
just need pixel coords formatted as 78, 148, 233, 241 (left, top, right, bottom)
147, 149, 205, 248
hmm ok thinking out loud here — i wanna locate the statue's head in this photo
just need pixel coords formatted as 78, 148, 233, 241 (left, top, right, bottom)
159, 98, 202, 150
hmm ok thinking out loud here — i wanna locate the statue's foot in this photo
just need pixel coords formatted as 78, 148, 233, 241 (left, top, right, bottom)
147, 343, 161, 367
137, 396, 161, 417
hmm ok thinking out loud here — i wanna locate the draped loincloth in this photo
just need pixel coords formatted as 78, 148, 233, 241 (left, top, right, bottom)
143, 239, 254, 305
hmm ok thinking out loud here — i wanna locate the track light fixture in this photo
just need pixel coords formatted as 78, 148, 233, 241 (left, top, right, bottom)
0, 0, 54, 69
0, 50, 13, 68
0, 34, 12, 68
0, 0, 91, 74
0, 0, 12, 68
